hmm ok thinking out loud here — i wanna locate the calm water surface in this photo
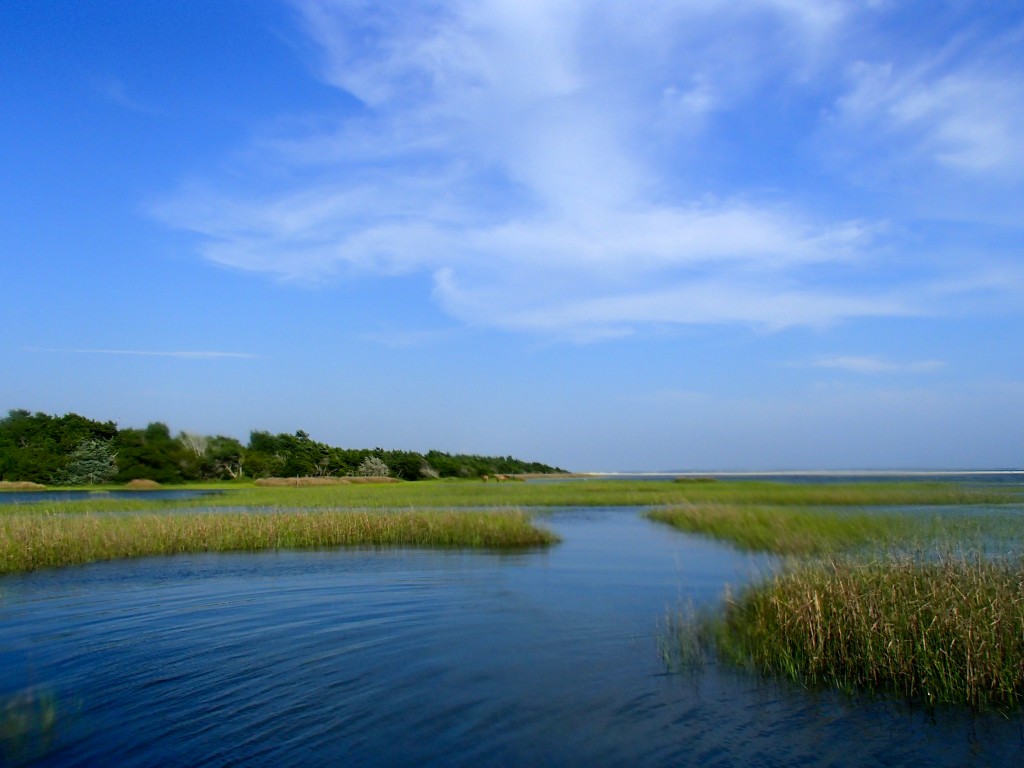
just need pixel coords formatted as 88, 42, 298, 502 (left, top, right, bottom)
0, 490, 222, 506
2, 507, 1022, 766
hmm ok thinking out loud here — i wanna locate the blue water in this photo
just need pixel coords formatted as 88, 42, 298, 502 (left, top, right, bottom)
0, 490, 222, 506
563, 471, 1024, 490
2, 507, 1022, 766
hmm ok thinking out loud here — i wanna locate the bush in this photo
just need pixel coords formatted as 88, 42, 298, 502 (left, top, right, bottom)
357, 456, 390, 478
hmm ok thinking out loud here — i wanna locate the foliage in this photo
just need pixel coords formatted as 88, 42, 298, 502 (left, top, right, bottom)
0, 408, 565, 485
0, 410, 116, 484
113, 423, 187, 484
50, 439, 118, 486
357, 456, 390, 477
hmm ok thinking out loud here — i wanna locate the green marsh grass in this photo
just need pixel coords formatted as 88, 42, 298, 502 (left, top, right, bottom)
650, 481, 1024, 707
646, 503, 1024, 556
706, 555, 1024, 708
0, 509, 557, 574
7, 479, 1014, 518
662, 479, 1017, 507
647, 504, 906, 555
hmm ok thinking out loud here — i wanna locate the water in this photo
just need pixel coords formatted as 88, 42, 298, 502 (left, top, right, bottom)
0, 490, 222, 506
564, 471, 1024, 490
2, 507, 1022, 766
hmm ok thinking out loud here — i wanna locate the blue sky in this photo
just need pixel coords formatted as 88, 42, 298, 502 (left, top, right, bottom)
3, 0, 1023, 471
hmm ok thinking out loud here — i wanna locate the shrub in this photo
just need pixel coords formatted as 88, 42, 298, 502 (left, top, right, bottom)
357, 456, 390, 478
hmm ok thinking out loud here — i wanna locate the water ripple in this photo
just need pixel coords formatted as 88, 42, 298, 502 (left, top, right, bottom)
2, 509, 1022, 767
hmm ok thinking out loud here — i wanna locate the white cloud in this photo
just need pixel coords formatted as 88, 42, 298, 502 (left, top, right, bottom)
436, 272, 914, 340
154, 0, 1020, 338
831, 26, 1024, 178
812, 356, 945, 375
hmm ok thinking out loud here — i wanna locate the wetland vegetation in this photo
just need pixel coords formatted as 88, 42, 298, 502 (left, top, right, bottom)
4, 472, 1024, 711
5, 476, 1013, 515
650, 479, 1024, 708
0, 509, 557, 574
710, 555, 1024, 708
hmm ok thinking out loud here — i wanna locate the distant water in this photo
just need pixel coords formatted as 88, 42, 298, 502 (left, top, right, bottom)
0, 489, 222, 506
566, 471, 1024, 489
2, 507, 1022, 767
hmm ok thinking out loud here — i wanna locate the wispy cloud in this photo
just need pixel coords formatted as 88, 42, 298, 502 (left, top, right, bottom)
93, 77, 165, 116
834, 62, 1024, 177
153, 0, 1021, 338
32, 348, 262, 360
824, 16, 1024, 184
813, 356, 945, 375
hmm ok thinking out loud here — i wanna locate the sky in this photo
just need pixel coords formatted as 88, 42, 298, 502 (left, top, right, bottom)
3, 0, 1023, 472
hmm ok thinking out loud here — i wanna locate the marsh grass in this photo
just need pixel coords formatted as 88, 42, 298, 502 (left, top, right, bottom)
645, 503, 1024, 556
7, 479, 1014, 518
700, 555, 1024, 709
653, 485, 1024, 708
646, 504, 911, 555
0, 482, 46, 491
0, 509, 557, 574
669, 480, 1017, 506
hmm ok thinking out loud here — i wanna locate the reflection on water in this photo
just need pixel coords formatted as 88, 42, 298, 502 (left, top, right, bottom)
1, 507, 1021, 766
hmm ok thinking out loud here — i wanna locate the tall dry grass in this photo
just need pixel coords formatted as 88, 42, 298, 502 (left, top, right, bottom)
0, 481, 46, 491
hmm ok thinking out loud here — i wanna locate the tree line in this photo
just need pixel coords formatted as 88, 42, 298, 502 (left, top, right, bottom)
0, 409, 566, 485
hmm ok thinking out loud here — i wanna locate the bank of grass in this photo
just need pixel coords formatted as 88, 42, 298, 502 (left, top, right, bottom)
6, 479, 1016, 518
181, 478, 1019, 509
703, 555, 1024, 709
666, 479, 1017, 507
0, 509, 557, 574
646, 503, 1022, 556
651, 483, 1024, 708
647, 504, 906, 555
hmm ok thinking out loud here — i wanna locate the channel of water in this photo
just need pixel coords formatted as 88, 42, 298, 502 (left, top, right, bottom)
2, 505, 1022, 766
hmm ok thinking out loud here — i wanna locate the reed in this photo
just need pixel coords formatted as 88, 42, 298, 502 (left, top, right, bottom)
646, 504, 913, 555
665, 480, 1015, 507
647, 501, 1024, 556
8, 479, 1014, 517
655, 485, 1024, 707
704, 555, 1024, 708
0, 481, 46, 491
0, 509, 558, 574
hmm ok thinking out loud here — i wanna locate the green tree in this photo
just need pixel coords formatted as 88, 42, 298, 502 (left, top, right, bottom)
113, 422, 189, 483
245, 431, 286, 478
52, 438, 118, 485
0, 410, 117, 483
207, 436, 246, 480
